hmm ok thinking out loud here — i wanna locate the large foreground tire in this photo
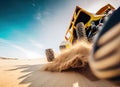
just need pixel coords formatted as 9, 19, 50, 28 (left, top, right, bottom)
76, 22, 88, 41
89, 8, 120, 86
45, 49, 55, 62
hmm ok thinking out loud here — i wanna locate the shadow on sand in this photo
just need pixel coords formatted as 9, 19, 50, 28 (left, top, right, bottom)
7, 64, 115, 87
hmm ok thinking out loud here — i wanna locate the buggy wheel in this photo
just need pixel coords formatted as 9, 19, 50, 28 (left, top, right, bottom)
89, 9, 120, 86
59, 41, 67, 51
45, 48, 54, 62
76, 22, 88, 41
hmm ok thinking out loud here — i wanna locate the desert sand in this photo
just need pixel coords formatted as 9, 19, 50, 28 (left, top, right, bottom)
0, 58, 118, 87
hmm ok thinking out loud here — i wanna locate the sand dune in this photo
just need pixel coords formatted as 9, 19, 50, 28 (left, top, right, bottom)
0, 58, 118, 87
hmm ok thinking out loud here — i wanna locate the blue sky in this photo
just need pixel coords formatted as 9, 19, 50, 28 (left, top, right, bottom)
0, 0, 119, 59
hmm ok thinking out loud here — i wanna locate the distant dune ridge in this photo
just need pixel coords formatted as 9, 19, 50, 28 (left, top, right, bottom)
0, 57, 17, 60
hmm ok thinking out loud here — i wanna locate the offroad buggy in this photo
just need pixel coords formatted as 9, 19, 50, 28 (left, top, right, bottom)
45, 4, 115, 62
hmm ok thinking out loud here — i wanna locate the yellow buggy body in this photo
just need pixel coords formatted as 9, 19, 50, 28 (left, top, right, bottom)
64, 4, 115, 49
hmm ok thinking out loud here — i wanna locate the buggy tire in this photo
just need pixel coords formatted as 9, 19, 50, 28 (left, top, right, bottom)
90, 8, 120, 86
59, 41, 67, 51
76, 22, 88, 41
45, 48, 54, 62
59, 45, 66, 51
